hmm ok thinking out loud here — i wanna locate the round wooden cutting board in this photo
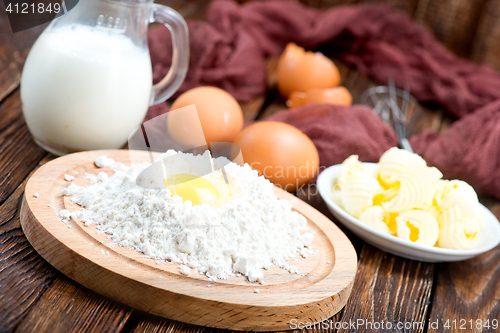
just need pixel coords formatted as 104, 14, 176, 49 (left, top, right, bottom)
20, 150, 357, 331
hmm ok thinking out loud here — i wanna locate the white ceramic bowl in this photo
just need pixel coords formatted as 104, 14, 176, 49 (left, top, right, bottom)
317, 163, 500, 262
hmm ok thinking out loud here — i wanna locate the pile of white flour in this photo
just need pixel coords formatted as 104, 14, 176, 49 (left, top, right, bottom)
59, 150, 315, 283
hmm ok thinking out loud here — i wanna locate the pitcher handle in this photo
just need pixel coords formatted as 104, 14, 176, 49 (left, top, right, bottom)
149, 4, 189, 105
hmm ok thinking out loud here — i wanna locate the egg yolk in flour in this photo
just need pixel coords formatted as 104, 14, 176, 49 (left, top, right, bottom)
165, 174, 234, 207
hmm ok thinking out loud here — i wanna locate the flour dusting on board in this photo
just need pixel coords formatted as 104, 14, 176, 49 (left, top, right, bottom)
59, 150, 315, 283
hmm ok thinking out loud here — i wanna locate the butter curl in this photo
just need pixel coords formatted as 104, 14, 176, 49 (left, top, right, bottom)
337, 155, 365, 185
378, 147, 427, 187
340, 173, 381, 218
382, 169, 439, 213
396, 210, 439, 246
359, 206, 393, 234
437, 206, 481, 250
435, 180, 483, 222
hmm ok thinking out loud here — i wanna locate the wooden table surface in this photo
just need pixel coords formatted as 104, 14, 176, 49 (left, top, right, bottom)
1, 1, 500, 332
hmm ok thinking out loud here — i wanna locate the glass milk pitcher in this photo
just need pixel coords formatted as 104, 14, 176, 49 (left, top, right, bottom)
20, 0, 188, 156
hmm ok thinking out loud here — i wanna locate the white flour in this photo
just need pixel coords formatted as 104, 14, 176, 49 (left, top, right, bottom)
60, 151, 315, 282
64, 174, 75, 182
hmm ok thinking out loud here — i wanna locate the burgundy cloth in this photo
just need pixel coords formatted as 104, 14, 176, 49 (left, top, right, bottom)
148, 20, 266, 102
146, 1, 500, 198
148, 0, 500, 118
411, 101, 500, 199
144, 102, 169, 122
266, 104, 398, 167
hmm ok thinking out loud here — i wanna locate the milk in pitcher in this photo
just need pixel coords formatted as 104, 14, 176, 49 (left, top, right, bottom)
21, 24, 153, 153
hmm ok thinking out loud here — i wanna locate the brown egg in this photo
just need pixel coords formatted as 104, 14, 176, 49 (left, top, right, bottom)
165, 104, 208, 150
171, 87, 244, 143
276, 43, 341, 98
234, 121, 319, 192
287, 87, 353, 108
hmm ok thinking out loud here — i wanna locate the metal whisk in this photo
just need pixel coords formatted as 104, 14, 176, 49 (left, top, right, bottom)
360, 79, 416, 152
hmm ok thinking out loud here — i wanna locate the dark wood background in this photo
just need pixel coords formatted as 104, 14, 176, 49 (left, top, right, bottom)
1, 0, 500, 332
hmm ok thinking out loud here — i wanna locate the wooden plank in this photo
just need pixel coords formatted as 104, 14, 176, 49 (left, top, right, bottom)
470, 0, 500, 70
256, 91, 286, 121
299, 0, 418, 16
297, 185, 364, 254
0, 8, 47, 102
130, 310, 344, 332
335, 61, 351, 84
409, 105, 445, 136
127, 298, 345, 332
0, 90, 24, 134
14, 279, 132, 333
130, 316, 204, 333
0, 156, 132, 333
0, 90, 47, 206
0, 156, 145, 332
302, 0, 419, 16
427, 246, 500, 333
340, 66, 372, 105
239, 56, 278, 123
337, 245, 435, 333
266, 56, 280, 89
241, 96, 265, 124
437, 113, 454, 134
249, 56, 281, 121
413, 0, 487, 58
361, 0, 419, 16
299, 0, 359, 9
297, 187, 435, 333
0, 59, 23, 103
426, 195, 500, 333
0, 156, 55, 332
0, 156, 133, 333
